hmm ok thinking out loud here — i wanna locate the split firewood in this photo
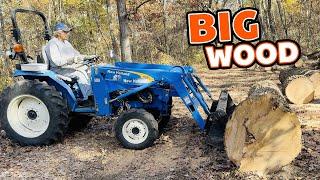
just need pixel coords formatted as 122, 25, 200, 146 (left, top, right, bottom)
224, 81, 302, 175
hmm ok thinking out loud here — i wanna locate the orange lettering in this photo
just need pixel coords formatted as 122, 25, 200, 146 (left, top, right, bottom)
233, 9, 260, 41
188, 13, 217, 44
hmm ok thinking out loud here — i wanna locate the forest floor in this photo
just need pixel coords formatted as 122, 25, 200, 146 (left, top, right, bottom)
0, 66, 319, 179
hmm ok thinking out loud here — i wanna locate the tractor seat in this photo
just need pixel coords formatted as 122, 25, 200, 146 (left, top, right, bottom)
20, 46, 76, 84
36, 46, 50, 67
20, 46, 49, 72
20, 63, 49, 71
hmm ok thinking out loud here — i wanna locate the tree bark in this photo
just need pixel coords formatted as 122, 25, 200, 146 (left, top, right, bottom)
276, 0, 288, 38
260, 0, 269, 40
0, 0, 7, 61
117, 0, 132, 62
225, 81, 302, 175
237, 0, 243, 8
279, 68, 314, 84
208, 0, 213, 9
266, 0, 277, 40
163, 0, 169, 54
306, 0, 312, 49
106, 0, 120, 60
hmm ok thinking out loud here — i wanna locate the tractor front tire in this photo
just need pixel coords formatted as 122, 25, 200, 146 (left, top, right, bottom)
0, 79, 69, 146
115, 109, 159, 150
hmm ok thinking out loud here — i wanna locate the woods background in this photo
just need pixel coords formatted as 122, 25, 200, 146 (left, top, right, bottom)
0, 0, 319, 90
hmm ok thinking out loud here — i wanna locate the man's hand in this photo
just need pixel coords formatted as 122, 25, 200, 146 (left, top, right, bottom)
83, 55, 99, 60
73, 55, 86, 63
72, 55, 99, 64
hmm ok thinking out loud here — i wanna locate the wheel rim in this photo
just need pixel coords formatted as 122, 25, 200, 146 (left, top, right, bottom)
122, 119, 149, 144
7, 95, 50, 138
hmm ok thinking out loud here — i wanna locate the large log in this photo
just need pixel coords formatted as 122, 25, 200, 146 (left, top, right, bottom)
309, 72, 320, 99
283, 75, 314, 104
224, 81, 302, 175
279, 68, 313, 84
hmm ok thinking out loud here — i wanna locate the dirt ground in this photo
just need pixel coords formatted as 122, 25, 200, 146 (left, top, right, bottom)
0, 67, 319, 179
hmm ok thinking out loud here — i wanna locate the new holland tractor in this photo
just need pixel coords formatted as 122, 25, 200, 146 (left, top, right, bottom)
0, 9, 234, 149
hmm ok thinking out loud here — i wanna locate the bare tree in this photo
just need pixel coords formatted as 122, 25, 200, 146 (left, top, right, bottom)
0, 0, 6, 59
117, 0, 132, 62
106, 0, 120, 59
163, 0, 169, 54
237, 0, 243, 8
276, 0, 288, 38
266, 0, 277, 40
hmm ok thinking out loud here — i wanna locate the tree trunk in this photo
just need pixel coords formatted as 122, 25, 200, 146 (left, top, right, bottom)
225, 81, 302, 175
117, 0, 132, 62
306, 0, 312, 49
276, 0, 288, 38
163, 0, 169, 54
208, 0, 213, 9
0, 0, 7, 67
237, 0, 243, 8
260, 0, 269, 40
106, 0, 120, 60
266, 0, 277, 40
251, 0, 265, 39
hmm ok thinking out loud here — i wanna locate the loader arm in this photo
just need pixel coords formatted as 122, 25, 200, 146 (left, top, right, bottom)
165, 66, 235, 130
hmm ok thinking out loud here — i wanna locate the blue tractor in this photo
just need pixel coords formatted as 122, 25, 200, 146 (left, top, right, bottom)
0, 9, 235, 149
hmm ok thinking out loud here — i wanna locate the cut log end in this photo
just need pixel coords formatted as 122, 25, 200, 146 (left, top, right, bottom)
309, 72, 320, 99
284, 75, 314, 104
225, 82, 302, 175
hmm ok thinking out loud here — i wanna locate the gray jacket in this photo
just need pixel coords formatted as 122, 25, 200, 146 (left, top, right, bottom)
45, 37, 80, 68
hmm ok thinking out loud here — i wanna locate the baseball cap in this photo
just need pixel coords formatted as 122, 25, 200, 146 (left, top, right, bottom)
54, 22, 72, 32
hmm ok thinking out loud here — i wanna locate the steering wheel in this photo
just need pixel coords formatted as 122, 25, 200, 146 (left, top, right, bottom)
83, 56, 100, 66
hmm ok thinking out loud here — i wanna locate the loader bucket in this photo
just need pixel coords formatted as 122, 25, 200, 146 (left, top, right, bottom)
206, 90, 236, 146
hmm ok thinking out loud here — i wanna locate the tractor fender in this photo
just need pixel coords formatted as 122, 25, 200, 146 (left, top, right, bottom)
14, 70, 77, 111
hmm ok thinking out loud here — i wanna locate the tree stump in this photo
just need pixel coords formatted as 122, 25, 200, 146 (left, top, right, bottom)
224, 81, 302, 175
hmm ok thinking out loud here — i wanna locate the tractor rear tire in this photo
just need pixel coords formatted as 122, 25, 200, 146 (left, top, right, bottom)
0, 79, 69, 146
115, 109, 159, 150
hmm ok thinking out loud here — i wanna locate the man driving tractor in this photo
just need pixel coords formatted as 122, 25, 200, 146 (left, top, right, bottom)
45, 22, 96, 100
